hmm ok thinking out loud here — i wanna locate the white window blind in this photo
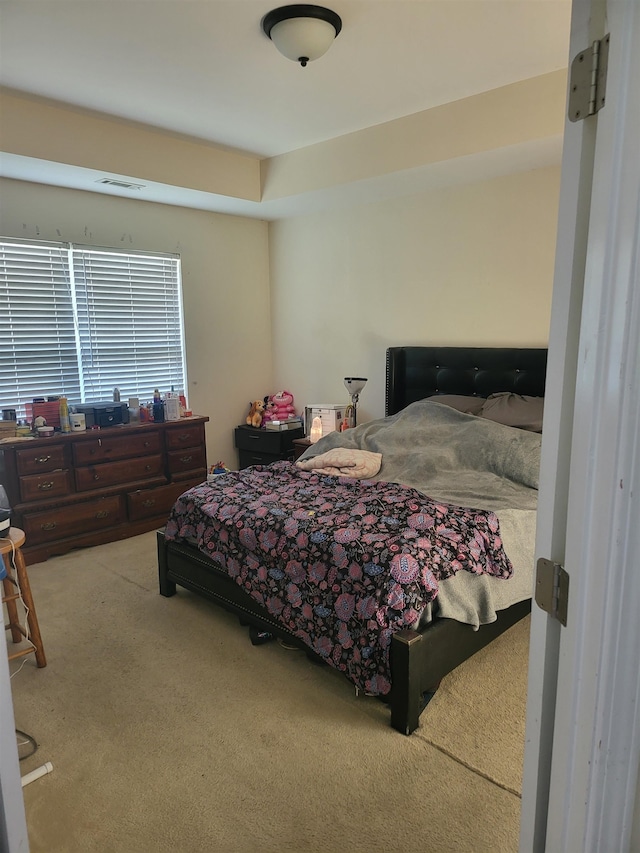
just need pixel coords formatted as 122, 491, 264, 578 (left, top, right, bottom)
72, 247, 185, 403
0, 237, 185, 418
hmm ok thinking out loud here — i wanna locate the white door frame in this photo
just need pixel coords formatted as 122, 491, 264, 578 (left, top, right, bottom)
0, 641, 29, 852
520, 0, 640, 849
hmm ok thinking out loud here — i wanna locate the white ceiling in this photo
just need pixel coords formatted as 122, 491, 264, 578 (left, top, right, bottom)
0, 0, 572, 217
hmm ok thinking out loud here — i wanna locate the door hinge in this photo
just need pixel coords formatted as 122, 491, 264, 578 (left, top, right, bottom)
568, 33, 610, 122
535, 558, 570, 626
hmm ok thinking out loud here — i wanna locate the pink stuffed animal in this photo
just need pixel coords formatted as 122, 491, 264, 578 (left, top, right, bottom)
261, 396, 278, 426
270, 390, 296, 421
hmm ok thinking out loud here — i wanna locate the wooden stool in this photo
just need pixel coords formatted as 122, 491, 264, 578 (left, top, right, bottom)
2, 528, 46, 668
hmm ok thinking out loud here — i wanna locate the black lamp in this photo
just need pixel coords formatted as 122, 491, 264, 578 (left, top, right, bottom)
343, 377, 367, 427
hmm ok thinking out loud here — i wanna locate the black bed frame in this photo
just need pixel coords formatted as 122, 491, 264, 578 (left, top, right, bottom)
158, 345, 547, 735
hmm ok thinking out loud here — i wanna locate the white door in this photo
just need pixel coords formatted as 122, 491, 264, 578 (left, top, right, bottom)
520, 0, 640, 850
0, 640, 29, 851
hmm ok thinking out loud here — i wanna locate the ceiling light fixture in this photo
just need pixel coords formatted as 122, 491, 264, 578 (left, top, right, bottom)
262, 4, 342, 67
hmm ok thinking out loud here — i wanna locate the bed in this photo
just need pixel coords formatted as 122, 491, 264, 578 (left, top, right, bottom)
157, 345, 547, 734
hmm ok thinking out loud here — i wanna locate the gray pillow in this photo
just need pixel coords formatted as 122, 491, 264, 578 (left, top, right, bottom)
480, 392, 544, 432
426, 394, 486, 415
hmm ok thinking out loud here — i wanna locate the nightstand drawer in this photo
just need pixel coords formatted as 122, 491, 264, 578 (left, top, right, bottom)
237, 449, 282, 468
234, 426, 304, 453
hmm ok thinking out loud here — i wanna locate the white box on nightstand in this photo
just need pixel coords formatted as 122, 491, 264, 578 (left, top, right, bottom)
304, 404, 345, 436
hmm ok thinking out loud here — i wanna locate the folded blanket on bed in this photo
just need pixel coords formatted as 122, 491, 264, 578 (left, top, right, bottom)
295, 448, 382, 478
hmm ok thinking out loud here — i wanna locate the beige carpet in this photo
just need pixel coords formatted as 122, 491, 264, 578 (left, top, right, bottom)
8, 532, 530, 853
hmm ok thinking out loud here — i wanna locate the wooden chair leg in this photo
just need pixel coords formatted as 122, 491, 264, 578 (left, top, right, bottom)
6, 548, 47, 668
2, 562, 23, 644
2, 529, 46, 668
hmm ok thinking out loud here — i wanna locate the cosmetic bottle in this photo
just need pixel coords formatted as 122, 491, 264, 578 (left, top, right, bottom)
59, 396, 71, 433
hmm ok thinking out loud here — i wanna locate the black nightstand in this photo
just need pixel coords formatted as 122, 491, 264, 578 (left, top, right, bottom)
234, 425, 305, 469
293, 438, 312, 460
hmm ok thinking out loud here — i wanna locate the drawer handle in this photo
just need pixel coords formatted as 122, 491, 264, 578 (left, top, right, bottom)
142, 499, 156, 508
248, 435, 260, 441
180, 455, 193, 463
177, 434, 190, 442
93, 474, 100, 480
144, 441, 150, 447
95, 510, 110, 519
145, 464, 152, 471
38, 481, 54, 490
35, 455, 51, 464
40, 522, 57, 531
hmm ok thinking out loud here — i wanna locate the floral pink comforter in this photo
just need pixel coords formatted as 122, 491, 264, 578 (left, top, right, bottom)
164, 461, 512, 695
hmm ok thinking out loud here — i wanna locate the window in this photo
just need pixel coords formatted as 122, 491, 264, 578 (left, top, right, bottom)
0, 237, 186, 418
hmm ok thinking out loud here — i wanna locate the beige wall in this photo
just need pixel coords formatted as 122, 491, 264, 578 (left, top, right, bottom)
0, 164, 561, 463
0, 89, 262, 201
262, 71, 565, 202
0, 178, 271, 466
269, 166, 561, 422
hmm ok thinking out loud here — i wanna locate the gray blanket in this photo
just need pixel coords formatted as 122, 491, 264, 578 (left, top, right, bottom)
300, 400, 540, 627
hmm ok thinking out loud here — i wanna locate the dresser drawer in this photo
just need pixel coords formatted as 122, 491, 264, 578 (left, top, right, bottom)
22, 495, 124, 545
167, 446, 207, 476
20, 469, 72, 503
165, 423, 204, 450
73, 430, 161, 465
75, 454, 165, 491
16, 443, 67, 475
127, 480, 198, 522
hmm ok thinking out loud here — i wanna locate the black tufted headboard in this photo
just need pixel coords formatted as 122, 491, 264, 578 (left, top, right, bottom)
385, 346, 548, 417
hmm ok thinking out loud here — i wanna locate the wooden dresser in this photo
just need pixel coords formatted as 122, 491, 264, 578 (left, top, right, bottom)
0, 416, 208, 564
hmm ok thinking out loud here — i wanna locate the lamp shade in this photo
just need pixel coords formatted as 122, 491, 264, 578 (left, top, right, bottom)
343, 377, 367, 428
262, 5, 342, 67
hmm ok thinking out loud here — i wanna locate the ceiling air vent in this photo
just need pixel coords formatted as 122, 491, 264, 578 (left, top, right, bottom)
96, 178, 146, 190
